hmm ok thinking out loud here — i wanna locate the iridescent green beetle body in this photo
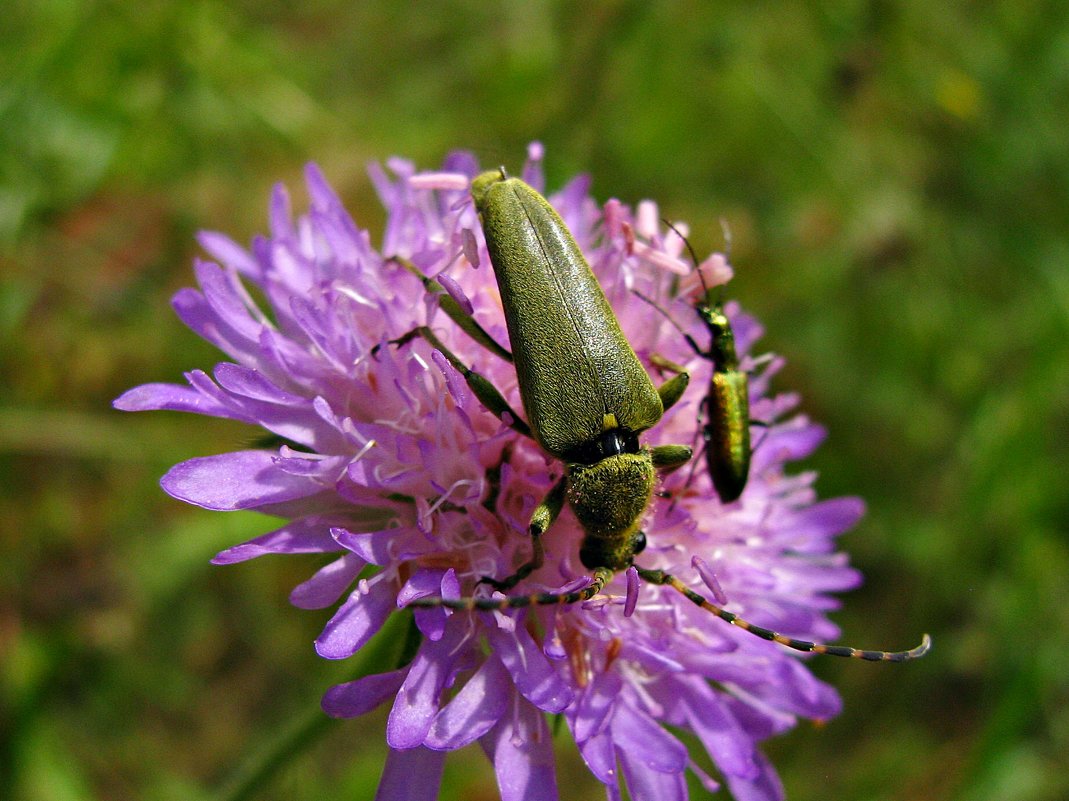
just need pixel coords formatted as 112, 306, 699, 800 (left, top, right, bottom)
640, 222, 753, 503
696, 295, 751, 503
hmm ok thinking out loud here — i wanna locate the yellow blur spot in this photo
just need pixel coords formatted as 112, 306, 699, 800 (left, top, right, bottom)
936, 69, 982, 120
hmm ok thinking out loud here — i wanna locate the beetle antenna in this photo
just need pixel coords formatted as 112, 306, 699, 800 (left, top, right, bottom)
632, 289, 705, 359
405, 567, 614, 611
406, 565, 931, 662
636, 566, 931, 661
663, 217, 738, 310
662, 219, 710, 297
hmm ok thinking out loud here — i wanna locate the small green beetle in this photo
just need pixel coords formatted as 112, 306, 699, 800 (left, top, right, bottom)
397, 170, 929, 662
642, 222, 754, 504
692, 289, 751, 504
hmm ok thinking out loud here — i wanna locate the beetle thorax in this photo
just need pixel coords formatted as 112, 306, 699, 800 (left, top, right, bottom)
566, 452, 655, 544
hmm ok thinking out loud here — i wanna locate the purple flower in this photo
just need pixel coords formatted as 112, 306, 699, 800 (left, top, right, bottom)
116, 144, 873, 801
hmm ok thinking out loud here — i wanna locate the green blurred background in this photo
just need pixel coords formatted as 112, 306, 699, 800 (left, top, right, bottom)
3, 2, 1067, 799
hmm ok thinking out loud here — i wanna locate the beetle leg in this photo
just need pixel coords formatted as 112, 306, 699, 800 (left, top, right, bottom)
479, 475, 567, 591
386, 256, 513, 362
384, 325, 531, 439
650, 444, 693, 473
656, 371, 690, 412
647, 352, 688, 375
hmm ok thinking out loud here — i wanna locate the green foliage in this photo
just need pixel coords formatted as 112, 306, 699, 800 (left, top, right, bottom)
3, 1, 1068, 799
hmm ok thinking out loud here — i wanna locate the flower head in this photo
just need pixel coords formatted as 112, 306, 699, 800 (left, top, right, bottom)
117, 145, 885, 801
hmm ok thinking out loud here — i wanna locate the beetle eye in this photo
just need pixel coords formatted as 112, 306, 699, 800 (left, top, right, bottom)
633, 531, 647, 554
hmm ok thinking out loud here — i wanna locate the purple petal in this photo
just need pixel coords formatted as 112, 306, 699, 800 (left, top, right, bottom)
552, 174, 591, 240
257, 327, 315, 383
770, 657, 843, 720
268, 181, 295, 242
620, 641, 685, 674
162, 451, 324, 511
787, 497, 866, 539
572, 671, 622, 743
480, 695, 559, 801
730, 307, 764, 354
180, 369, 332, 450
618, 746, 687, 801
213, 363, 307, 405
171, 287, 257, 365
367, 161, 399, 216
211, 515, 340, 563
486, 618, 573, 713
425, 656, 509, 749
112, 382, 231, 417
676, 678, 759, 779
754, 420, 826, 468
578, 730, 619, 786
610, 701, 687, 774
373, 746, 445, 801
306, 162, 345, 215
724, 751, 785, 801
521, 141, 545, 190
430, 350, 468, 406
321, 668, 406, 718
197, 230, 261, 278
289, 553, 365, 609
603, 198, 624, 239
397, 568, 454, 642
331, 525, 437, 564
542, 614, 566, 661
174, 262, 269, 363
185, 369, 244, 415
194, 259, 265, 341
442, 149, 479, 177
722, 694, 796, 741
688, 652, 842, 721
287, 296, 352, 373
397, 568, 450, 606
412, 607, 449, 643
386, 625, 468, 749
315, 572, 397, 659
